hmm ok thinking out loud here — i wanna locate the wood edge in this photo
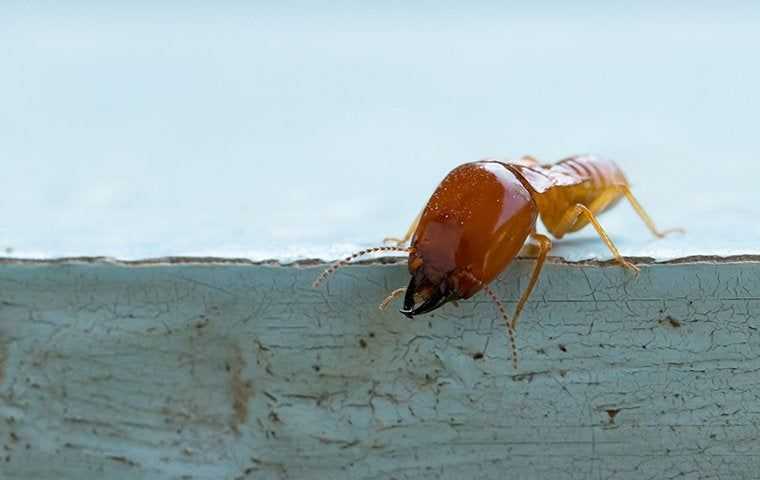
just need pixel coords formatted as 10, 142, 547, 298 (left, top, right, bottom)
1, 254, 759, 267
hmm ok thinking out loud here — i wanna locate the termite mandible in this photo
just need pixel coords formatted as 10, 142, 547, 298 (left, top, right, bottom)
314, 155, 682, 368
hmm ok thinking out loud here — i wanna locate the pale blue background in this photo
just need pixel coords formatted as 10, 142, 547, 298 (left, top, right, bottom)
1, 2, 759, 260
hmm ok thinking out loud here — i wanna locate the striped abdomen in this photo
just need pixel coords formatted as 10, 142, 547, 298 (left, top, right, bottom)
510, 155, 630, 238
552, 155, 628, 193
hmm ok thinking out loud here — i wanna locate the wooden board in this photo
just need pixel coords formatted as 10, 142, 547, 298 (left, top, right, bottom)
1, 258, 759, 479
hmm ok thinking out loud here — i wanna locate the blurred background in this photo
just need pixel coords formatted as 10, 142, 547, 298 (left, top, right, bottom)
1, 1, 759, 261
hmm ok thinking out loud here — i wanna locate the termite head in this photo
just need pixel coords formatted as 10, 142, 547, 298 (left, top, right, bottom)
399, 161, 537, 318
313, 160, 536, 323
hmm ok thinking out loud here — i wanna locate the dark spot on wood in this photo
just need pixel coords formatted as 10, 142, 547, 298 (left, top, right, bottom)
472, 352, 484, 360
244, 466, 255, 475
606, 409, 621, 423
558, 344, 567, 352
662, 316, 681, 328
312, 365, 321, 372
369, 332, 375, 338
512, 372, 535, 383
359, 338, 368, 349
229, 344, 254, 433
9, 432, 17, 442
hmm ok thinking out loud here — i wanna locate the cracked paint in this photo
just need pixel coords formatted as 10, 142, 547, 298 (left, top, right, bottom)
0, 260, 759, 479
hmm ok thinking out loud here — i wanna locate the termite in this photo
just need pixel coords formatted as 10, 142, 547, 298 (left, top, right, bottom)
314, 155, 681, 368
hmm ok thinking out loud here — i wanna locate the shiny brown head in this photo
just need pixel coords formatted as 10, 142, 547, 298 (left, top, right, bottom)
400, 161, 537, 317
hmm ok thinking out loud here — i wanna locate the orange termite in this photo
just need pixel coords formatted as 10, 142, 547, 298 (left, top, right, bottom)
314, 155, 681, 367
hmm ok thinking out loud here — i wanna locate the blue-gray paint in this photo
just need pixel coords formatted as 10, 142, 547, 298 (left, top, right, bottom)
1, 259, 759, 479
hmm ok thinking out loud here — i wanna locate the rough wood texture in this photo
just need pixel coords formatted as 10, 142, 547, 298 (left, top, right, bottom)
1, 259, 760, 479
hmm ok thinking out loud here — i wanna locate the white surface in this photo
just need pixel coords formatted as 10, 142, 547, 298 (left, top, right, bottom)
2, 3, 759, 261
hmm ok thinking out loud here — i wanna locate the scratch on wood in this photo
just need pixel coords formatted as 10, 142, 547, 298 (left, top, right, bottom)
229, 344, 253, 433
108, 455, 140, 467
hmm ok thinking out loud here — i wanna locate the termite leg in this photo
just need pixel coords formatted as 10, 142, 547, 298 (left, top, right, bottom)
511, 232, 552, 330
383, 210, 423, 246
620, 186, 685, 238
555, 204, 640, 273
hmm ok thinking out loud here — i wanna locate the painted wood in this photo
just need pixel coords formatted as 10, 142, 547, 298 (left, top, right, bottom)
1, 258, 759, 479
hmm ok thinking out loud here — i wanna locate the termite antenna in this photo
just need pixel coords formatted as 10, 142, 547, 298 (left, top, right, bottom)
481, 283, 518, 370
463, 271, 518, 370
312, 246, 412, 289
